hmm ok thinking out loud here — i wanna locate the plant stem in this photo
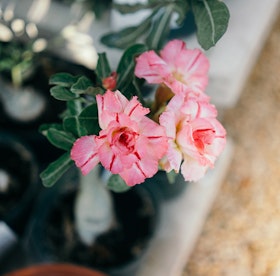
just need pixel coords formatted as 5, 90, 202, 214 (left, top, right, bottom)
74, 165, 115, 245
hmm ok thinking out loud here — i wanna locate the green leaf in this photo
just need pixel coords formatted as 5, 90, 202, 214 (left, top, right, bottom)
67, 100, 83, 116
86, 86, 105, 96
107, 174, 131, 193
46, 128, 76, 151
96, 53, 111, 81
191, 0, 230, 50
101, 16, 152, 49
39, 123, 63, 136
40, 152, 74, 187
172, 0, 190, 26
78, 103, 100, 135
49, 73, 80, 87
146, 5, 173, 50
70, 76, 94, 94
63, 116, 87, 137
63, 103, 100, 137
116, 44, 148, 96
50, 86, 78, 101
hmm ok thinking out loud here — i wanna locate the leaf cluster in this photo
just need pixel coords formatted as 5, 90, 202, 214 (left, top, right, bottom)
101, 0, 229, 51
0, 40, 37, 87
40, 44, 148, 190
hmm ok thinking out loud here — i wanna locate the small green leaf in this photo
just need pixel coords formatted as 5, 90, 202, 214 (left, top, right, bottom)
107, 174, 130, 193
117, 44, 148, 96
40, 152, 74, 187
39, 123, 63, 136
86, 86, 105, 96
71, 76, 94, 94
50, 86, 78, 101
67, 100, 83, 116
46, 128, 76, 151
96, 53, 111, 81
191, 0, 230, 50
78, 103, 100, 135
49, 73, 80, 87
63, 116, 87, 137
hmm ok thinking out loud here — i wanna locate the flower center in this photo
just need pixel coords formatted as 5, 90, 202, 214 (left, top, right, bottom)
113, 127, 137, 154
193, 128, 215, 153
173, 70, 185, 83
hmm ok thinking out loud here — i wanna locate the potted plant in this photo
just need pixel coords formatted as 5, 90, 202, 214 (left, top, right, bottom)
22, 0, 229, 275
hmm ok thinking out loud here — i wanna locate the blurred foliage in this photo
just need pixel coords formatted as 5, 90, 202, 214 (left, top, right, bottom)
101, 0, 230, 50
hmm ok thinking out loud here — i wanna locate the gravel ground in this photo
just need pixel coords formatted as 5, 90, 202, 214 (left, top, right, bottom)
183, 12, 280, 276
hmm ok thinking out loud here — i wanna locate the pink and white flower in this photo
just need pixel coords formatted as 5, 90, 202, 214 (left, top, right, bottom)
159, 95, 226, 182
71, 90, 168, 186
135, 39, 209, 98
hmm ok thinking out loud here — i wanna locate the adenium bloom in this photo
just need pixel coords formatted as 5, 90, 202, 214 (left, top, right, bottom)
71, 90, 168, 186
135, 39, 209, 98
159, 95, 226, 182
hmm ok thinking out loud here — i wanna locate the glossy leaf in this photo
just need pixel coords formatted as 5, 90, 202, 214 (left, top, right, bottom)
191, 0, 230, 50
40, 152, 74, 187
39, 123, 63, 136
96, 52, 111, 80
117, 44, 148, 96
50, 86, 78, 101
78, 103, 100, 135
67, 100, 83, 116
46, 128, 76, 151
107, 174, 131, 193
49, 73, 80, 87
70, 76, 94, 94
63, 116, 87, 138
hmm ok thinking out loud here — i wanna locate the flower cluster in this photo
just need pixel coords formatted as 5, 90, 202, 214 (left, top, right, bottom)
70, 39, 226, 186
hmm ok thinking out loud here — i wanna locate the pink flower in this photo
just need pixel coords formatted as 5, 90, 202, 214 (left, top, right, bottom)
159, 95, 226, 182
135, 39, 209, 98
71, 90, 168, 186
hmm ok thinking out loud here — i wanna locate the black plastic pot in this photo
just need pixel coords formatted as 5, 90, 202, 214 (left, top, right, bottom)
0, 131, 39, 236
25, 167, 162, 276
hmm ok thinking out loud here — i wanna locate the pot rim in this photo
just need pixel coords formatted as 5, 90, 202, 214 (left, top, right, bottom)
2, 263, 107, 276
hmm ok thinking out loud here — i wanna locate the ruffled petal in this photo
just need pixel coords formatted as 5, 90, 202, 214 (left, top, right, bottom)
71, 136, 100, 175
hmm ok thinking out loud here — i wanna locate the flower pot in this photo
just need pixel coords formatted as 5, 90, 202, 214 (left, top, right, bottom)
0, 131, 39, 236
25, 167, 162, 276
2, 263, 107, 276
